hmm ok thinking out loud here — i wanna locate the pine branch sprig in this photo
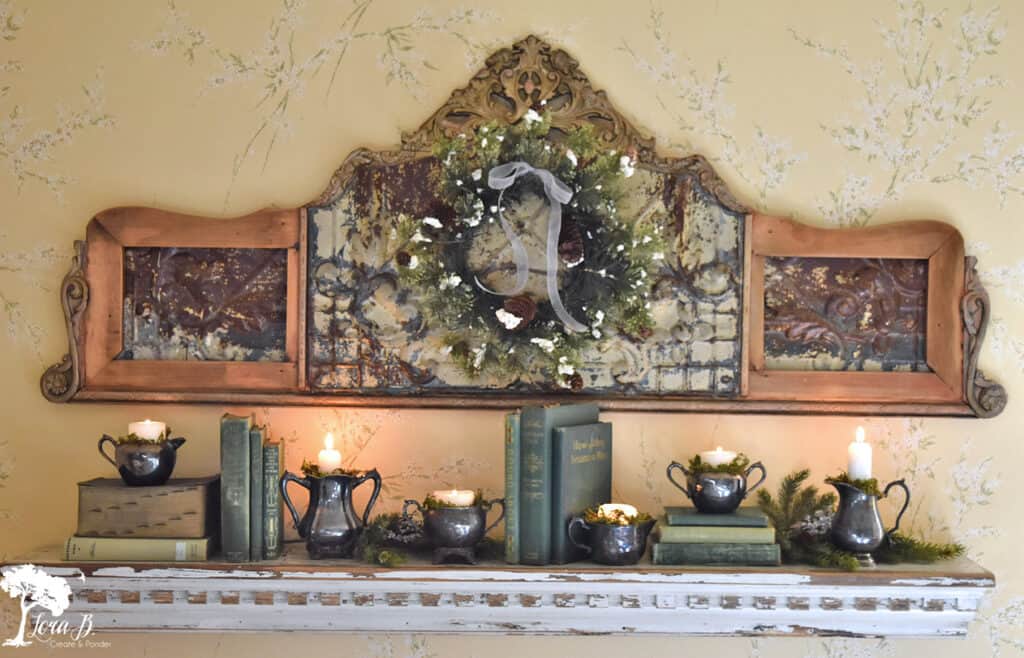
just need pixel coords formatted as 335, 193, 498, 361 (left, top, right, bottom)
875, 532, 965, 564
756, 469, 836, 554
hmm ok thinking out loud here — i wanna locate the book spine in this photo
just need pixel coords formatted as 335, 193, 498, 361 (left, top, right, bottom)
664, 508, 769, 527
249, 425, 265, 562
657, 525, 776, 544
549, 427, 572, 565
549, 422, 612, 565
220, 414, 252, 563
64, 536, 209, 562
503, 412, 520, 564
518, 407, 550, 565
652, 542, 781, 566
263, 443, 283, 560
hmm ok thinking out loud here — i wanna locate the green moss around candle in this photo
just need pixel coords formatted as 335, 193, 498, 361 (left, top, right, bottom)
422, 490, 483, 509
686, 452, 751, 476
825, 471, 882, 497
582, 506, 653, 526
300, 458, 363, 479
113, 426, 172, 444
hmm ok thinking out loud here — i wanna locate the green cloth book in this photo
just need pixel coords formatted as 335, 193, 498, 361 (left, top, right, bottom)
503, 411, 520, 564
220, 413, 252, 563
657, 522, 775, 544
519, 403, 600, 565
550, 422, 612, 564
262, 441, 284, 560
249, 424, 265, 562
665, 507, 769, 527
652, 541, 781, 566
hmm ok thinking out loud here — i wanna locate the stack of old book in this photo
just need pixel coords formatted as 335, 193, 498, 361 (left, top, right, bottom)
504, 403, 613, 565
651, 507, 781, 566
219, 413, 285, 563
66, 476, 220, 561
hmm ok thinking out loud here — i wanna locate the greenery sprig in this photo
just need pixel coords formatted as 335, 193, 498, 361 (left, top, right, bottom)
687, 453, 752, 476
758, 469, 964, 571
756, 469, 836, 556
876, 532, 964, 564
355, 511, 505, 567
397, 111, 664, 386
825, 471, 882, 497
356, 514, 415, 567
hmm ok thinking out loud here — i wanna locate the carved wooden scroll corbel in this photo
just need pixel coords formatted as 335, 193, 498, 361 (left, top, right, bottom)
40, 240, 88, 402
962, 256, 1008, 418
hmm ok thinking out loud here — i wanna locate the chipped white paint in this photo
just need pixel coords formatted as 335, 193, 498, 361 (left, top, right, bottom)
70, 565, 815, 586
890, 578, 997, 587
30, 556, 994, 637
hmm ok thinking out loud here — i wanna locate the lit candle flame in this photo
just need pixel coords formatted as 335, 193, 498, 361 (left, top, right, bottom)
855, 426, 865, 443
325, 432, 335, 450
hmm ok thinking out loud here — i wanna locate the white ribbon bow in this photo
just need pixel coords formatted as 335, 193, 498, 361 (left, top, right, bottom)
476, 161, 587, 333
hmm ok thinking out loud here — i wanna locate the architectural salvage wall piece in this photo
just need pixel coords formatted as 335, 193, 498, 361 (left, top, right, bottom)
41, 207, 304, 398
746, 215, 981, 411
40, 36, 1005, 417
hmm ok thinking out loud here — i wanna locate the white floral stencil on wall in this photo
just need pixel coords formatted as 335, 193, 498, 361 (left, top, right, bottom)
793, 0, 1023, 227
621, 5, 805, 210
0, 2, 113, 199
0, 241, 65, 359
140, 0, 496, 195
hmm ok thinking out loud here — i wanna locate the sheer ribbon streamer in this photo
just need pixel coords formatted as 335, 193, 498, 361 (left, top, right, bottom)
476, 161, 587, 333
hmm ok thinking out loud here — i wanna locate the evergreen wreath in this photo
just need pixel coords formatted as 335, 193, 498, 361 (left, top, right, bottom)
397, 110, 664, 387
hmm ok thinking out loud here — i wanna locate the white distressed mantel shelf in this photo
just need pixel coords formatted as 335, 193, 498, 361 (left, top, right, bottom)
12, 547, 994, 637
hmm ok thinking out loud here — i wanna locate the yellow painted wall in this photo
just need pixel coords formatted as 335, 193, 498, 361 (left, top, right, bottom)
1, 0, 1023, 655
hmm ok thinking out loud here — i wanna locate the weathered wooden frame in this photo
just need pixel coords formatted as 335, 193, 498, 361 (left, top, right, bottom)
747, 214, 966, 408
38, 36, 1006, 417
63, 207, 304, 395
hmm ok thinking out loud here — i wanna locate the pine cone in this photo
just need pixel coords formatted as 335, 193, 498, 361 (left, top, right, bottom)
503, 295, 537, 331
558, 215, 584, 266
396, 251, 412, 266
564, 372, 584, 391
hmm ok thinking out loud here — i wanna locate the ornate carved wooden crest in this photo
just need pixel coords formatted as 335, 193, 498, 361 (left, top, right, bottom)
40, 36, 1005, 417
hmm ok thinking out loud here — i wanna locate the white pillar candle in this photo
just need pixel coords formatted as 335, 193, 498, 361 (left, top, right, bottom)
699, 446, 737, 467
317, 432, 343, 472
431, 489, 477, 507
128, 419, 166, 441
847, 426, 872, 480
597, 503, 638, 520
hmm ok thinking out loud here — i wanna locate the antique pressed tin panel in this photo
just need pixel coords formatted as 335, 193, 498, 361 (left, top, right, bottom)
307, 160, 745, 396
764, 257, 929, 372
121, 247, 290, 362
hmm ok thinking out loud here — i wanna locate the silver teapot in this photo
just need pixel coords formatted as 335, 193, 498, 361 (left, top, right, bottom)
98, 435, 186, 486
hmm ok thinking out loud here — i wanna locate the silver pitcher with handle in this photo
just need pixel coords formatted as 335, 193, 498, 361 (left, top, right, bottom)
829, 478, 910, 567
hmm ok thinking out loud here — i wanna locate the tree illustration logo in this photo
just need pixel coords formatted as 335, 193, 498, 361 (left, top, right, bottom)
1, 564, 73, 647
